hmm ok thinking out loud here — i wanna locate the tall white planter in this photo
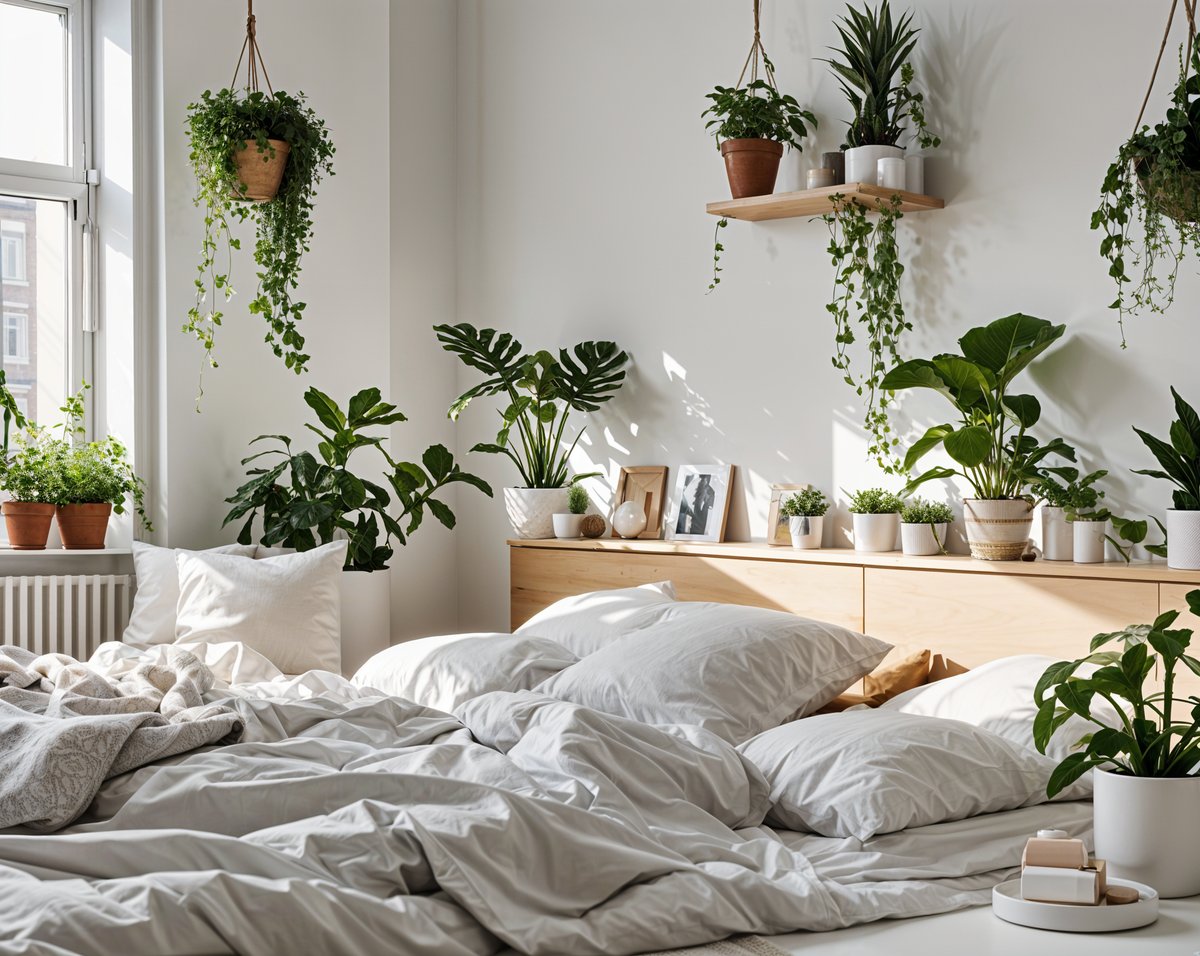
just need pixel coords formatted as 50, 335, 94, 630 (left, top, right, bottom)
1094, 769, 1200, 898
340, 569, 391, 678
852, 512, 899, 552
901, 521, 947, 556
1166, 509, 1200, 570
844, 144, 903, 186
787, 515, 823, 550
1041, 505, 1073, 561
963, 498, 1033, 561
504, 487, 568, 539
1073, 519, 1108, 564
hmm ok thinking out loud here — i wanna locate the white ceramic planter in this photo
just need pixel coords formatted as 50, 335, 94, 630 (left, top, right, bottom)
552, 513, 584, 539
1094, 768, 1200, 898
1041, 505, 1073, 561
852, 512, 899, 552
901, 521, 947, 556
844, 144, 903, 186
963, 498, 1033, 561
1166, 508, 1200, 570
1072, 519, 1108, 564
904, 153, 925, 194
787, 515, 823, 550
504, 487, 568, 539
339, 568, 391, 678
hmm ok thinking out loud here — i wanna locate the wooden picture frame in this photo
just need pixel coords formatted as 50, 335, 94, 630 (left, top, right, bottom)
612, 466, 669, 539
767, 483, 811, 547
665, 464, 734, 543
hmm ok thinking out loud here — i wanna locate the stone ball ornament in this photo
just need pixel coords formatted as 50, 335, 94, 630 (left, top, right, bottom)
579, 514, 607, 538
612, 501, 649, 539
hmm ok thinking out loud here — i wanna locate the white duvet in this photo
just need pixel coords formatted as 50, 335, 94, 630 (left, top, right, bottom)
0, 645, 1092, 956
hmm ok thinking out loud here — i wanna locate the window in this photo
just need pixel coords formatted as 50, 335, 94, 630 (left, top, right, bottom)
0, 0, 90, 434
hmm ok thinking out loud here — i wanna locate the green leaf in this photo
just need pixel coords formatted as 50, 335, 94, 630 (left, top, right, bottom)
426, 497, 455, 530
1046, 752, 1103, 798
1001, 393, 1042, 429
303, 388, 345, 432
958, 313, 1064, 382
422, 444, 454, 482
943, 425, 991, 468
902, 424, 953, 472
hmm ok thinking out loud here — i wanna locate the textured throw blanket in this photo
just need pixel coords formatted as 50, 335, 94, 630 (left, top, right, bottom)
0, 645, 244, 832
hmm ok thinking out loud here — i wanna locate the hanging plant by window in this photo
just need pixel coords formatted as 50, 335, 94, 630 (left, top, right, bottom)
184, 1, 335, 400
1093, 0, 1200, 344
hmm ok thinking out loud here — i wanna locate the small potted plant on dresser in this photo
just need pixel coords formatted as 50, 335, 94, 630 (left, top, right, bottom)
1132, 387, 1200, 570
1034, 468, 1107, 563
779, 488, 828, 550
899, 499, 952, 556
553, 484, 590, 539
847, 487, 902, 552
1035, 595, 1200, 898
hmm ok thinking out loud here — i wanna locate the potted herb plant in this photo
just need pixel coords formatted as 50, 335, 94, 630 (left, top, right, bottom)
899, 498, 952, 556
779, 487, 829, 550
184, 87, 335, 388
435, 324, 628, 539
553, 484, 590, 539
846, 487, 902, 552
1034, 596, 1200, 897
823, 0, 939, 186
1032, 468, 1107, 562
1132, 386, 1200, 570
1, 430, 59, 551
882, 313, 1077, 561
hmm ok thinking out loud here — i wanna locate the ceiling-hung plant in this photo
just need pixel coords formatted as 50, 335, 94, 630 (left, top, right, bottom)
434, 324, 628, 539
223, 387, 492, 572
184, 1, 335, 399
1131, 385, 1200, 569
1034, 597, 1200, 897
881, 313, 1077, 561
1093, 0, 1200, 343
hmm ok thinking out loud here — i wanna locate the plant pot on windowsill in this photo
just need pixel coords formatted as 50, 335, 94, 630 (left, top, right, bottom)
720, 138, 785, 199
233, 138, 290, 202
963, 498, 1033, 561
55, 503, 112, 550
2, 501, 56, 550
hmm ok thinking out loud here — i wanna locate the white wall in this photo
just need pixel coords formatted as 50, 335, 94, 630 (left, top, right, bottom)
454, 0, 1200, 630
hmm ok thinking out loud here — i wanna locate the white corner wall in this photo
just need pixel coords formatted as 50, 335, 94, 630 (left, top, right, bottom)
453, 0, 1200, 631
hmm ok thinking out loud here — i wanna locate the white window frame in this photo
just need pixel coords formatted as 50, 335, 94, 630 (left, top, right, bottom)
3, 311, 30, 364
0, 0, 93, 434
1, 221, 28, 282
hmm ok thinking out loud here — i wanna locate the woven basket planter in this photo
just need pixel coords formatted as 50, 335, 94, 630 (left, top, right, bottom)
963, 498, 1033, 561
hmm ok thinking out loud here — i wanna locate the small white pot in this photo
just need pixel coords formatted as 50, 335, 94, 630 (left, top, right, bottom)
1072, 519, 1108, 564
844, 144, 903, 186
1041, 505, 1073, 561
1094, 768, 1200, 898
1166, 508, 1200, 570
787, 515, 823, 550
552, 513, 584, 539
339, 568, 392, 678
901, 522, 947, 556
904, 153, 925, 194
963, 498, 1033, 561
504, 487, 568, 539
852, 512, 899, 552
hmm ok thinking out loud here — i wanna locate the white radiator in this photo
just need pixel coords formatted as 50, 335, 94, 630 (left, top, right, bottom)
0, 575, 133, 659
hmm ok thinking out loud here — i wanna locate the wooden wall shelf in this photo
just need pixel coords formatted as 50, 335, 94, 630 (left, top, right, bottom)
706, 182, 945, 222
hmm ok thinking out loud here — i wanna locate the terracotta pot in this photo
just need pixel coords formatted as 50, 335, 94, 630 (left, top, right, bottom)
233, 138, 290, 202
3, 501, 56, 550
720, 138, 784, 199
55, 503, 112, 550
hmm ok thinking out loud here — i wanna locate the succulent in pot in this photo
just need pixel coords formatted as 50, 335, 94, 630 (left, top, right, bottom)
899, 498, 952, 556
882, 313, 1077, 561
779, 487, 829, 550
1131, 386, 1200, 569
554, 484, 591, 540
846, 487, 903, 553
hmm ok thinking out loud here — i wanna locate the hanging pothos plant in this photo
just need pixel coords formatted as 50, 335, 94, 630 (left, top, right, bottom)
184, 6, 335, 400
1093, 2, 1200, 344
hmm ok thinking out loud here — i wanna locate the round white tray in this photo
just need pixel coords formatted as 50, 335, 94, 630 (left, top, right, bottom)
992, 877, 1158, 932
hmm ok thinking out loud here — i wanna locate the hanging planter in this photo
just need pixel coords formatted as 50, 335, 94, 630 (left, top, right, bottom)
184, 0, 335, 399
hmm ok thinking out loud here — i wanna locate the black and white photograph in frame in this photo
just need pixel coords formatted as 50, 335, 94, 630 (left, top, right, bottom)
666, 464, 734, 542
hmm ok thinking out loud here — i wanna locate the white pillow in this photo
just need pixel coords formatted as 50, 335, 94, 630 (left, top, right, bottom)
739, 710, 1068, 841
879, 654, 1120, 761
123, 541, 258, 647
352, 633, 578, 712
534, 602, 890, 743
515, 582, 677, 658
174, 540, 346, 675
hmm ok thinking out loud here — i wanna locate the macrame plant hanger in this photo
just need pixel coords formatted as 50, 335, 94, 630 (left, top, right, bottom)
230, 0, 275, 96
1134, 0, 1198, 133
735, 0, 779, 93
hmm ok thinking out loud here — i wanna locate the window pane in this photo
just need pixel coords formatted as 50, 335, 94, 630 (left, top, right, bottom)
0, 195, 68, 426
0, 2, 68, 167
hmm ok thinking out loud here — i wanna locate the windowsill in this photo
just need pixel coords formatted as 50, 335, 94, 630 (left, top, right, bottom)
0, 547, 133, 575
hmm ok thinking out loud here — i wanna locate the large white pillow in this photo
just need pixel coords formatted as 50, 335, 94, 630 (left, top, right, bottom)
534, 602, 890, 743
123, 541, 258, 647
352, 633, 578, 712
514, 582, 677, 658
879, 654, 1120, 761
174, 540, 346, 675
739, 710, 1071, 841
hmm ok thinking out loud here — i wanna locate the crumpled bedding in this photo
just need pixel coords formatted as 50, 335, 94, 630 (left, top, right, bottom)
0, 646, 1092, 956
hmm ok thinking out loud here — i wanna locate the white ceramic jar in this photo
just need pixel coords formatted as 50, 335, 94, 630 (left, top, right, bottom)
852, 512, 900, 552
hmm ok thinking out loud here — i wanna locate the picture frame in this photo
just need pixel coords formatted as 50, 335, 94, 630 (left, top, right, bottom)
612, 466, 669, 539
767, 483, 811, 547
665, 464, 734, 543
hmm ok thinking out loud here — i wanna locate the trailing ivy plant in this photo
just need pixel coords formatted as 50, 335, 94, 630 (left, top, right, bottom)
185, 88, 335, 392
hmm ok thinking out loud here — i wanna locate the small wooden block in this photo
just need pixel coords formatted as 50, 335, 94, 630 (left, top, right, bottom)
1105, 886, 1140, 906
